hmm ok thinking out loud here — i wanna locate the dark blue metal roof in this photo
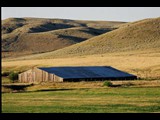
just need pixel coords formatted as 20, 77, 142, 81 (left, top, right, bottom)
38, 66, 136, 79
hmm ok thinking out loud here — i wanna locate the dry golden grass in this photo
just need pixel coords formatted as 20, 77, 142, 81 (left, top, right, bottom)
2, 17, 124, 58
2, 79, 160, 93
30, 80, 160, 90
32, 17, 160, 58
2, 50, 160, 79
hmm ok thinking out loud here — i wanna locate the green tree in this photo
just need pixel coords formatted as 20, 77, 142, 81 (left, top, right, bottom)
103, 81, 113, 87
9, 72, 18, 82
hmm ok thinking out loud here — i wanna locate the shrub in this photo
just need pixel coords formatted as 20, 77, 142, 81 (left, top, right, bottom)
9, 72, 18, 82
103, 81, 113, 87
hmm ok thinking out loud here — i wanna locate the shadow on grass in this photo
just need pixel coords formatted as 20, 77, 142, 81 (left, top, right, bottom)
24, 88, 88, 93
110, 85, 122, 87
31, 88, 92, 92
111, 83, 135, 88
35, 88, 75, 92
2, 83, 34, 93
3, 87, 93, 94
2, 84, 33, 90
104, 84, 134, 88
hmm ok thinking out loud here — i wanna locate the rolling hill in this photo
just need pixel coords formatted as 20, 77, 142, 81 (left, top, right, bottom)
31, 17, 160, 59
2, 17, 125, 58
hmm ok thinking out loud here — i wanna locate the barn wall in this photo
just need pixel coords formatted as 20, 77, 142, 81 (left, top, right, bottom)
34, 67, 44, 82
19, 69, 34, 83
19, 68, 40, 83
48, 74, 54, 82
54, 75, 63, 82
33, 68, 63, 82
63, 76, 137, 82
18, 67, 63, 83
18, 74, 22, 82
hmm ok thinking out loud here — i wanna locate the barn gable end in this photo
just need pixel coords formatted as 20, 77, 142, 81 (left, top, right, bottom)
19, 67, 63, 83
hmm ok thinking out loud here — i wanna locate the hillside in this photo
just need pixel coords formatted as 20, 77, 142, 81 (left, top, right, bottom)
2, 17, 125, 58
31, 17, 160, 58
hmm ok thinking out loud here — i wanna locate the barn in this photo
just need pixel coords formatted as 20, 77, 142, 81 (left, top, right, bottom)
18, 66, 137, 83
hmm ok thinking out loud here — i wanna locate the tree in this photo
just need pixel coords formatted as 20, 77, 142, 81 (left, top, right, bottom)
103, 81, 113, 87
9, 72, 18, 82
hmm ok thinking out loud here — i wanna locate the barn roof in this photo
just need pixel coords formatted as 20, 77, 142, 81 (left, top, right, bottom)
38, 66, 136, 79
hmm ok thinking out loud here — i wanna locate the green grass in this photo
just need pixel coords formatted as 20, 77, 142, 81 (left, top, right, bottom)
2, 87, 160, 113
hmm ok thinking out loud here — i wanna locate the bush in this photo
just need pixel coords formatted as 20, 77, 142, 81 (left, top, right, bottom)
9, 72, 18, 82
103, 81, 113, 87
2, 71, 10, 76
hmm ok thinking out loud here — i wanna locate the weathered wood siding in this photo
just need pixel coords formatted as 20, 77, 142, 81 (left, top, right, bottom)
18, 67, 63, 83
54, 75, 63, 82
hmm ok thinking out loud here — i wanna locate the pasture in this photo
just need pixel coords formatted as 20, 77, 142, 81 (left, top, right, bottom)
2, 84, 160, 113
2, 80, 160, 113
2, 51, 160, 113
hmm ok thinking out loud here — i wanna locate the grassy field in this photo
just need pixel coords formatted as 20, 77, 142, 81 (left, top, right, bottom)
2, 45, 160, 113
2, 50, 160, 79
2, 85, 160, 113
2, 79, 160, 113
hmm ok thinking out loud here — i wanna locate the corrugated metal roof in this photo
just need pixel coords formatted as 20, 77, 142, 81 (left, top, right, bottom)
38, 66, 136, 79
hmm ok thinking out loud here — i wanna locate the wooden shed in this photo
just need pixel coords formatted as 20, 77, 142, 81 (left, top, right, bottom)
18, 66, 137, 83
